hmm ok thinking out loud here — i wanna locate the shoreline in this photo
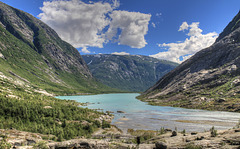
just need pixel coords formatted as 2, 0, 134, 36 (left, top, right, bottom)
56, 93, 240, 133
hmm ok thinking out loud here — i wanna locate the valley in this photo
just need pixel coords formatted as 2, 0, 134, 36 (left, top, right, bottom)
0, 1, 239, 149
82, 54, 178, 92
140, 11, 240, 113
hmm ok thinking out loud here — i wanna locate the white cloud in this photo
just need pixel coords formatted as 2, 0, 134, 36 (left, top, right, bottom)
111, 51, 130, 55
152, 22, 156, 28
106, 10, 151, 48
187, 22, 202, 37
81, 47, 90, 53
112, 0, 120, 8
38, 0, 151, 49
39, 0, 112, 48
150, 22, 218, 63
178, 21, 189, 31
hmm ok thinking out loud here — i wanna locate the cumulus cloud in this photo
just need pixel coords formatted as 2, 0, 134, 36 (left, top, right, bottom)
112, 0, 120, 8
38, 0, 151, 49
150, 22, 218, 63
111, 51, 130, 55
106, 11, 151, 48
81, 47, 90, 53
39, 0, 112, 48
178, 21, 189, 31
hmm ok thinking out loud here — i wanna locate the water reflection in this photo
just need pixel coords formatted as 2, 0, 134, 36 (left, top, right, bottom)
56, 93, 240, 132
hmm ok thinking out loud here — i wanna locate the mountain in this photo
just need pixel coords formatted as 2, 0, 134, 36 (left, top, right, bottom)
0, 2, 115, 141
82, 54, 178, 92
0, 2, 116, 95
140, 11, 240, 112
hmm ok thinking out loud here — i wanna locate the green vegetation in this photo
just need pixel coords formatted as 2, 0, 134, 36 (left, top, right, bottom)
0, 2, 117, 142
138, 11, 240, 113
0, 78, 111, 141
138, 74, 240, 112
185, 143, 202, 149
182, 129, 186, 135
0, 3, 119, 96
33, 141, 48, 149
127, 129, 159, 144
0, 135, 12, 149
210, 126, 217, 137
159, 127, 166, 135
82, 54, 178, 92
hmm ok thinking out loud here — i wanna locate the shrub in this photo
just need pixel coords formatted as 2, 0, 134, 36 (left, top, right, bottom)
185, 143, 202, 149
102, 120, 111, 129
159, 127, 165, 135
210, 126, 217, 137
33, 141, 48, 149
182, 129, 186, 135
0, 136, 12, 149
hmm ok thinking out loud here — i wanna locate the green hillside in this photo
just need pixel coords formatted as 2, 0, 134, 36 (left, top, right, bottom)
83, 54, 178, 92
0, 2, 117, 95
0, 2, 113, 141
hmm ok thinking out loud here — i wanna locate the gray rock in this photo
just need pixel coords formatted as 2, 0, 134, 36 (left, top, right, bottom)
217, 98, 226, 103
155, 141, 167, 149
117, 111, 125, 113
234, 129, 240, 132
191, 132, 198, 135
141, 11, 240, 112
171, 131, 177, 137
164, 129, 172, 132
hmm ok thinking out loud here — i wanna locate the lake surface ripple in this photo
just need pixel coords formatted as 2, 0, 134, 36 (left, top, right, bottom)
57, 93, 240, 132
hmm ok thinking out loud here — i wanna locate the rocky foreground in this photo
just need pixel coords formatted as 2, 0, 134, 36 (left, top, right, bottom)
1, 126, 240, 149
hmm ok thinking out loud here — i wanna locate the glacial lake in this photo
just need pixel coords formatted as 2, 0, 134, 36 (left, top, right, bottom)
56, 93, 240, 132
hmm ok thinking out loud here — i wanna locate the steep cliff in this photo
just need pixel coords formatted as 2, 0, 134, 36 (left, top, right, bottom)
140, 11, 240, 112
0, 2, 114, 94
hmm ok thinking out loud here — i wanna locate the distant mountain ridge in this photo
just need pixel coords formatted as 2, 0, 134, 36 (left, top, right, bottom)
0, 2, 115, 94
82, 54, 178, 92
140, 11, 240, 112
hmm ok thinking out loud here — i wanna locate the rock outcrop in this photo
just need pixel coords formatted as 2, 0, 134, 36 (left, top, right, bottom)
0, 2, 112, 94
140, 11, 240, 112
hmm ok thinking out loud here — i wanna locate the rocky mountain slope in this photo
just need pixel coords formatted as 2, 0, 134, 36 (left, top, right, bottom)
0, 2, 116, 142
82, 54, 178, 92
140, 11, 240, 112
0, 2, 115, 95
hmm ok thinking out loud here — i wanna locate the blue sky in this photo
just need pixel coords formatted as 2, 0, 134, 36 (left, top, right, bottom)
1, 0, 240, 63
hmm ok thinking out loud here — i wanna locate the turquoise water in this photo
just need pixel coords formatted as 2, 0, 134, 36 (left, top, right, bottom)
56, 93, 240, 132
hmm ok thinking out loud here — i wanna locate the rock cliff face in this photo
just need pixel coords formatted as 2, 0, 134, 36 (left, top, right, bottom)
0, 2, 113, 94
141, 11, 240, 112
82, 54, 178, 92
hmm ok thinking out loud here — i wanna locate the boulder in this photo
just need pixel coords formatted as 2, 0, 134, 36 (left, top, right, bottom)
155, 141, 167, 149
117, 111, 125, 113
164, 129, 172, 132
217, 98, 226, 103
171, 131, 177, 137
191, 132, 198, 135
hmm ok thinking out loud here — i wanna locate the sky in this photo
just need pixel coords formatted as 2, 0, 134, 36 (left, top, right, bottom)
1, 0, 240, 63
